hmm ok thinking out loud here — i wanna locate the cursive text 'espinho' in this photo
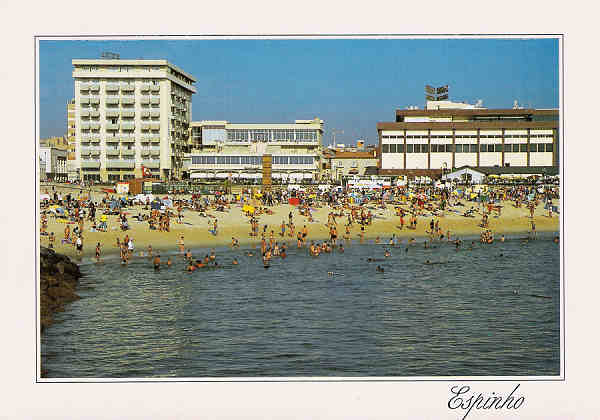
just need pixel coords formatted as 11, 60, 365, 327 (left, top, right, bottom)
448, 384, 525, 420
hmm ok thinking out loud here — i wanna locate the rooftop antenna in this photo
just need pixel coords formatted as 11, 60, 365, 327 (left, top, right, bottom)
331, 129, 343, 150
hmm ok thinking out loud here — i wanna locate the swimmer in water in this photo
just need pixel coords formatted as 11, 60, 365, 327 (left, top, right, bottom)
339, 244, 344, 253
167, 257, 172, 268
384, 249, 391, 257
232, 258, 239, 265
187, 261, 196, 272
376, 265, 384, 273
153, 254, 161, 271
553, 236, 559, 243
500, 235, 505, 243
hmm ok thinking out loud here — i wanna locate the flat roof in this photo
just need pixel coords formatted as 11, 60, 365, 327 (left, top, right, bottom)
395, 108, 558, 118
377, 121, 558, 130
72, 59, 197, 82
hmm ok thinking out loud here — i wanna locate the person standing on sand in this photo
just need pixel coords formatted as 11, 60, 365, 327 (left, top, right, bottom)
76, 235, 83, 257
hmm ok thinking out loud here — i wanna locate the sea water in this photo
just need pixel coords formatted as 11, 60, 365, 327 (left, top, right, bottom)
41, 233, 560, 378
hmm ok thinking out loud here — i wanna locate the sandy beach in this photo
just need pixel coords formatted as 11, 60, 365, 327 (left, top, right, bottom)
39, 184, 560, 260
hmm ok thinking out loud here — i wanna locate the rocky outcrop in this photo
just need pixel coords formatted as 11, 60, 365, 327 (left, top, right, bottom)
40, 247, 82, 332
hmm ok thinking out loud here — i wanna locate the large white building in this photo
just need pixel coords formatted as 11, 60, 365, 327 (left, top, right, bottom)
184, 118, 324, 182
72, 59, 196, 182
377, 102, 559, 177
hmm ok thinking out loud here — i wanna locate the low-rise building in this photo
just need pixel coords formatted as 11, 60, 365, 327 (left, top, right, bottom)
184, 118, 324, 183
322, 148, 378, 183
39, 147, 67, 182
377, 100, 559, 178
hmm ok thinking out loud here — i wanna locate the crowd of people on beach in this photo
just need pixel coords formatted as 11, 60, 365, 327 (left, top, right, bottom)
39, 180, 559, 266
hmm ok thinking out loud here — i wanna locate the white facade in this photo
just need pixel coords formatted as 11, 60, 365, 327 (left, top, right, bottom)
39, 147, 67, 181
186, 119, 324, 181
380, 127, 556, 171
72, 59, 196, 181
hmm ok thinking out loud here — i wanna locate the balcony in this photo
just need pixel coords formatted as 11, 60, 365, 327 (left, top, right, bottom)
150, 110, 160, 118
106, 97, 119, 105
105, 110, 119, 118
90, 96, 100, 105
140, 96, 150, 105
150, 147, 160, 156
106, 148, 120, 156
80, 96, 90, 104
80, 110, 90, 117
106, 123, 119, 131
150, 136, 161, 143
89, 83, 100, 91
121, 97, 135, 105
141, 110, 150, 118
106, 159, 135, 169
121, 148, 135, 156
121, 110, 135, 118
121, 136, 136, 143
150, 85, 160, 92
106, 83, 119, 92
80, 122, 90, 130
141, 122, 152, 131
150, 123, 161, 130
79, 83, 90, 91
140, 83, 151, 92
141, 149, 150, 156
90, 122, 101, 130
81, 161, 100, 169
150, 96, 160, 104
120, 83, 135, 91
90, 110, 100, 118
142, 160, 160, 168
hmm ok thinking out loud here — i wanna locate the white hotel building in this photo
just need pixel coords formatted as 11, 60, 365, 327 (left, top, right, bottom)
72, 59, 196, 182
377, 102, 559, 177
184, 119, 324, 182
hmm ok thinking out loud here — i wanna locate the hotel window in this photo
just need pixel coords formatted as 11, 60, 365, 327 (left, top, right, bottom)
520, 144, 528, 152
413, 144, 421, 153
389, 144, 396, 153
382, 144, 390, 153
406, 144, 414, 153
455, 144, 463, 153
545, 143, 553, 152
529, 144, 538, 152
495, 144, 503, 152
397, 144, 404, 153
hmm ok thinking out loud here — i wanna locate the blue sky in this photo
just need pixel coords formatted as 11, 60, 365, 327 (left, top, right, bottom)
39, 38, 559, 145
